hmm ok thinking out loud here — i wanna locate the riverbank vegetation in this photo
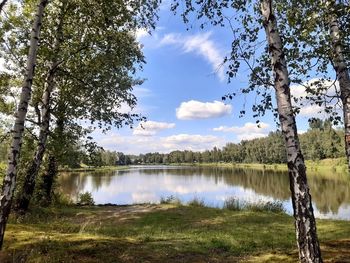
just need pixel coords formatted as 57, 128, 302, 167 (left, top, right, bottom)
0, 203, 349, 263
7, 118, 339, 169
126, 119, 345, 166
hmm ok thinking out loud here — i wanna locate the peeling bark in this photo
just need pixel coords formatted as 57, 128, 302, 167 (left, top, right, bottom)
328, 9, 350, 172
0, 0, 48, 249
15, 1, 65, 213
260, 0, 322, 262
0, 0, 8, 13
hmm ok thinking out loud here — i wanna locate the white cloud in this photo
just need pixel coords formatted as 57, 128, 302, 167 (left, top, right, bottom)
133, 87, 153, 98
159, 33, 178, 45
133, 120, 175, 136
298, 105, 324, 117
237, 133, 268, 141
116, 87, 154, 115
176, 100, 232, 120
135, 28, 149, 41
213, 122, 270, 133
116, 102, 148, 115
290, 78, 339, 117
213, 122, 271, 141
97, 133, 226, 154
162, 134, 221, 149
290, 78, 338, 99
159, 32, 226, 81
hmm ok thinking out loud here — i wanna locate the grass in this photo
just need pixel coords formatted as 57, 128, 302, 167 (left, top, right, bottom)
223, 197, 285, 213
1, 204, 349, 262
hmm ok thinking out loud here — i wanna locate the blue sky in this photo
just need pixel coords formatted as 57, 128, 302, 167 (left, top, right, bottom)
92, 4, 335, 155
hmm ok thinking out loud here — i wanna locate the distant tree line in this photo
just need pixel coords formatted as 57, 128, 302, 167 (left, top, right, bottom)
128, 119, 344, 165
0, 118, 343, 167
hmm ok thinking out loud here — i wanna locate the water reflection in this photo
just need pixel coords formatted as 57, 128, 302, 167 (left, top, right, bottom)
58, 166, 350, 220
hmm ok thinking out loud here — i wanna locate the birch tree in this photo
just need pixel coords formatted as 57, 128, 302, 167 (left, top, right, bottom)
14, 0, 66, 212
260, 1, 322, 261
171, 0, 322, 261
328, 1, 350, 171
281, 0, 350, 169
328, 1, 350, 170
0, 0, 49, 249
1, 0, 160, 212
273, 0, 350, 171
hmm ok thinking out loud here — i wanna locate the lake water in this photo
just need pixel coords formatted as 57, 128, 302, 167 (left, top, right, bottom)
58, 165, 350, 220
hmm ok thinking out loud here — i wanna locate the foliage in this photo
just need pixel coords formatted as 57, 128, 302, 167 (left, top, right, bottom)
223, 197, 242, 211
127, 119, 344, 165
77, 192, 95, 206
0, 0, 161, 169
187, 197, 205, 207
0, 162, 5, 185
159, 195, 181, 205
272, 0, 350, 124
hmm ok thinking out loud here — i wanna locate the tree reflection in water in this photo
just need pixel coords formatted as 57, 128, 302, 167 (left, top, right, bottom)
58, 166, 350, 219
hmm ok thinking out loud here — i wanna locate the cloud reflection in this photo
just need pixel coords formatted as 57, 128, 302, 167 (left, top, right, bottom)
58, 166, 350, 220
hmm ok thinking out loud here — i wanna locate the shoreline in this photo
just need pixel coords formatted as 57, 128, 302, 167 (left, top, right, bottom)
58, 158, 349, 176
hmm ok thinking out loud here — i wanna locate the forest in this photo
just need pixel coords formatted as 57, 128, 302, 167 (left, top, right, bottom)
125, 119, 345, 165
46, 118, 343, 167
0, 0, 350, 262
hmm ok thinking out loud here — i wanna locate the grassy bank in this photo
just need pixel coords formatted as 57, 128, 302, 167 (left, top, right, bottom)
193, 162, 288, 171
1, 204, 349, 262
58, 165, 129, 173
192, 158, 349, 178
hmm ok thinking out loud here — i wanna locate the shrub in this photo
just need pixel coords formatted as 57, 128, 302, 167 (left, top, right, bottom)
245, 200, 285, 213
51, 192, 73, 207
77, 192, 95, 205
223, 197, 242, 211
188, 197, 205, 207
160, 195, 181, 204
223, 197, 285, 213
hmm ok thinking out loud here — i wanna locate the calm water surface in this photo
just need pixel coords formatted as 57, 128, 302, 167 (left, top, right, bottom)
58, 165, 350, 220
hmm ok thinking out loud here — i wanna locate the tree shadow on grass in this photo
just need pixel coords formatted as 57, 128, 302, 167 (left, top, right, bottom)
0, 235, 243, 263
1, 205, 349, 262
245, 239, 350, 263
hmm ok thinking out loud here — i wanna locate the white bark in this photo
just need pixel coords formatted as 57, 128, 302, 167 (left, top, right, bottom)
15, 61, 59, 212
260, 0, 322, 262
0, 0, 49, 249
16, 1, 65, 211
328, 10, 350, 172
0, 0, 8, 13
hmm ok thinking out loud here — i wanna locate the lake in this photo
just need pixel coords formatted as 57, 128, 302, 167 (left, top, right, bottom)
58, 165, 350, 220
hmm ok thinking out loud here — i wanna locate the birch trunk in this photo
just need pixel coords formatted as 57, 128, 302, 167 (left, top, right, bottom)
15, 2, 64, 212
0, 0, 48, 249
328, 12, 350, 172
15, 61, 59, 212
41, 155, 57, 204
0, 0, 8, 13
260, 0, 322, 262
